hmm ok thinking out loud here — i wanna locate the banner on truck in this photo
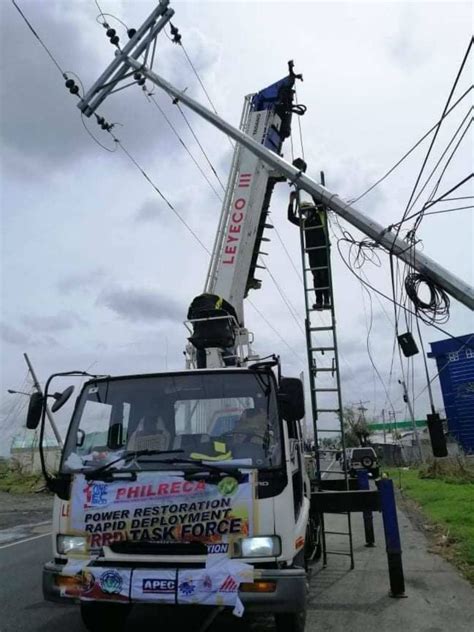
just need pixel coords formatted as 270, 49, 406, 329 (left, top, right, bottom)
70, 472, 256, 550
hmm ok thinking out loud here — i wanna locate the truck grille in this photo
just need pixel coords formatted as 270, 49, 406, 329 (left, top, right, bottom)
109, 541, 207, 556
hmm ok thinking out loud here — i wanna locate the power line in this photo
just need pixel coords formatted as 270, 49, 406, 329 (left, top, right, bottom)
175, 36, 234, 151
9, 0, 311, 374
349, 85, 473, 205
261, 260, 305, 336
146, 91, 224, 202
414, 333, 474, 402
273, 226, 303, 283
395, 173, 474, 226
395, 37, 473, 239
174, 102, 227, 192
404, 107, 473, 220
335, 235, 474, 350
247, 299, 305, 365
11, 0, 66, 78
111, 134, 212, 254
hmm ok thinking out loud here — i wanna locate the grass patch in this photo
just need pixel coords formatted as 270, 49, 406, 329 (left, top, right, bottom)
0, 462, 44, 494
387, 463, 474, 584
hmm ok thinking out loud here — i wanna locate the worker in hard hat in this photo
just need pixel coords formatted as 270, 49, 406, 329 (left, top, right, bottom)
288, 192, 331, 310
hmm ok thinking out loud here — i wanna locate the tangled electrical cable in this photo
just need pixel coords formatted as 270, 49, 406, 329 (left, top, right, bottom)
336, 227, 382, 269
404, 272, 450, 324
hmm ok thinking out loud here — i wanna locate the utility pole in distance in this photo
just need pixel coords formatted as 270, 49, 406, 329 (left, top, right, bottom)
399, 379, 422, 462
23, 353, 63, 447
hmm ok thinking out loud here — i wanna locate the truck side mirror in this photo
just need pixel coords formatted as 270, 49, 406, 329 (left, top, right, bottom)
278, 377, 305, 421
26, 392, 44, 429
51, 385, 74, 412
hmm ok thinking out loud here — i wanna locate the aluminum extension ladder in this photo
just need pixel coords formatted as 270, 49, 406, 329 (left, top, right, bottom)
296, 189, 354, 569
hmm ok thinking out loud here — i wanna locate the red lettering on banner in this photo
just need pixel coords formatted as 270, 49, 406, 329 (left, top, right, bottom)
234, 198, 245, 210
114, 480, 206, 500
229, 224, 241, 234
225, 245, 236, 255
231, 212, 244, 223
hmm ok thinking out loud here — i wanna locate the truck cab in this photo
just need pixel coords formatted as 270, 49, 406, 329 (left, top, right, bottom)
36, 366, 313, 631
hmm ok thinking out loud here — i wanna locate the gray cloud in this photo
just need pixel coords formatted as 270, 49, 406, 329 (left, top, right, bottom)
22, 310, 86, 332
57, 268, 107, 294
135, 199, 166, 223
0, 323, 30, 346
386, 6, 429, 71
97, 287, 185, 323
0, 2, 220, 179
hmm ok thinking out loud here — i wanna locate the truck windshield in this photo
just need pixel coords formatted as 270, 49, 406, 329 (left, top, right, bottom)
62, 372, 282, 473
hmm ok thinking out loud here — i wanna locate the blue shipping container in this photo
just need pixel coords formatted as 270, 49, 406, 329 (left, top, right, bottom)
428, 333, 474, 453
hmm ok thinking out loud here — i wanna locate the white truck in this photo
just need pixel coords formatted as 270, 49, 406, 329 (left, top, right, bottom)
27, 67, 319, 632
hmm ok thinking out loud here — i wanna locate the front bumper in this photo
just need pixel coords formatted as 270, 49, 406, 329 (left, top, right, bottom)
43, 561, 306, 612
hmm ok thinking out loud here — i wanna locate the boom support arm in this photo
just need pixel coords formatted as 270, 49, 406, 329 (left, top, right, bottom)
120, 58, 474, 311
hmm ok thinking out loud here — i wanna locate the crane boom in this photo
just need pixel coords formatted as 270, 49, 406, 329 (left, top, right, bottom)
205, 71, 301, 325
119, 58, 474, 311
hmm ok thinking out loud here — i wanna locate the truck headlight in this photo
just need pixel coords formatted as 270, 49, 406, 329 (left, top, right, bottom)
234, 536, 281, 558
57, 535, 88, 555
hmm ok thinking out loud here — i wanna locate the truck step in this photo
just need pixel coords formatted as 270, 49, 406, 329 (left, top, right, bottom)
309, 326, 334, 332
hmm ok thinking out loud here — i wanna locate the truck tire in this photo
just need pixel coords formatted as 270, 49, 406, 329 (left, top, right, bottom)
275, 610, 306, 632
80, 602, 132, 632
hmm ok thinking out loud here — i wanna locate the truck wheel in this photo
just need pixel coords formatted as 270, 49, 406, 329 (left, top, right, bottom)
275, 610, 306, 632
80, 602, 132, 632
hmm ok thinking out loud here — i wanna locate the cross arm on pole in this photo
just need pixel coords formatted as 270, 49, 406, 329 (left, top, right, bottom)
77, 1, 174, 117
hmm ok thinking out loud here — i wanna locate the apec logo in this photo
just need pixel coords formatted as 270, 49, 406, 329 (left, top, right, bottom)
142, 579, 176, 594
84, 482, 108, 508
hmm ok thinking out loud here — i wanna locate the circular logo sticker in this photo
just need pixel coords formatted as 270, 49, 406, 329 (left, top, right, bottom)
99, 570, 123, 594
217, 476, 238, 496
81, 570, 95, 593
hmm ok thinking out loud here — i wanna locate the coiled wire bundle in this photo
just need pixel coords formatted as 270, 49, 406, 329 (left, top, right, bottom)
404, 272, 451, 324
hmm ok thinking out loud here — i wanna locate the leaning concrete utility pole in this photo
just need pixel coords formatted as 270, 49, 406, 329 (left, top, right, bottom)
23, 353, 63, 447
78, 0, 474, 311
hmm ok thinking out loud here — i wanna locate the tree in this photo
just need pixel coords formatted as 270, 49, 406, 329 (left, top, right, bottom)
342, 406, 372, 447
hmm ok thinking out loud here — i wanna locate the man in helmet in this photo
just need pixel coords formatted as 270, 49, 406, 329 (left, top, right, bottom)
288, 191, 331, 310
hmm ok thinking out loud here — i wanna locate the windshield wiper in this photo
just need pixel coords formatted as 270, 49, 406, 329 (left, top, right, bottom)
158, 458, 246, 483
84, 449, 184, 480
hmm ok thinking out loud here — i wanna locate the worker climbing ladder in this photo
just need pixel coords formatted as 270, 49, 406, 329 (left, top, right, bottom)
295, 180, 354, 569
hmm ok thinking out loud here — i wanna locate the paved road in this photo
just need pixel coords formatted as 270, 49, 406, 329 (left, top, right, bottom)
0, 529, 270, 632
2, 476, 474, 632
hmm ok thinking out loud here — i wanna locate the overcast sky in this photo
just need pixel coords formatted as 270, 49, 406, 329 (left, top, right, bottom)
1, 0, 472, 454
